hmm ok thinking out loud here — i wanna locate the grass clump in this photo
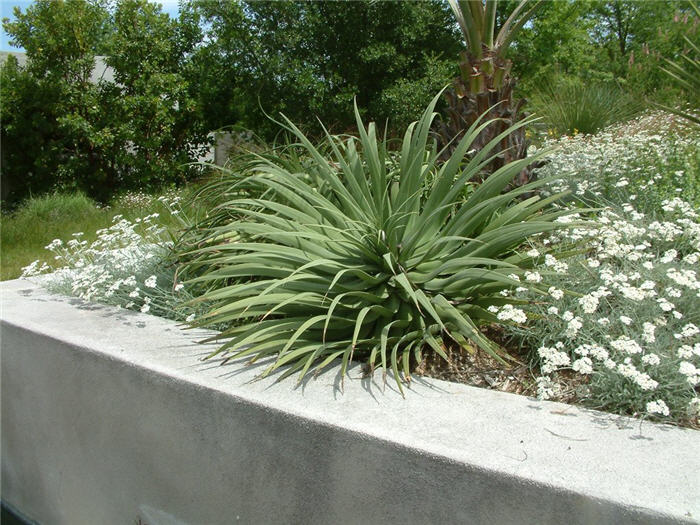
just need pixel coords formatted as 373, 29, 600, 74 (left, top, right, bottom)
175, 94, 579, 392
531, 82, 642, 137
2, 188, 204, 281
2, 192, 105, 280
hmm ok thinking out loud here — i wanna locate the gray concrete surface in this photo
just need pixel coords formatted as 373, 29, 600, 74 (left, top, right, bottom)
1, 278, 698, 525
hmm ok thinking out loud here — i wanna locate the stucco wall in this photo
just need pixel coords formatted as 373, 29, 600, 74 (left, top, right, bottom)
1, 279, 698, 524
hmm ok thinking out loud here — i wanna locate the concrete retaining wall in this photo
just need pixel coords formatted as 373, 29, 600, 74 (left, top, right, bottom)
1, 279, 698, 525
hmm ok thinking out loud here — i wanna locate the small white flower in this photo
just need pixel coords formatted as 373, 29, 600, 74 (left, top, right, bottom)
619, 315, 632, 326
603, 358, 617, 369
679, 362, 700, 385
538, 346, 571, 374
496, 304, 527, 324
144, 275, 157, 289
175, 283, 184, 292
572, 357, 593, 374
660, 249, 677, 264
610, 336, 643, 355
186, 313, 196, 322
688, 398, 700, 417
674, 323, 699, 340
677, 345, 694, 359
635, 373, 658, 391
536, 376, 560, 400
646, 400, 670, 417
578, 294, 599, 314
565, 317, 583, 338
548, 287, 564, 300
524, 271, 542, 283
641, 353, 660, 366
665, 287, 682, 298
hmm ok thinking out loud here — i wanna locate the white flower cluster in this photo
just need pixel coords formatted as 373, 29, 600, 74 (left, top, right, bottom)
21, 213, 189, 321
609, 336, 643, 355
536, 376, 562, 401
538, 345, 571, 374
513, 112, 700, 422
646, 400, 670, 417
493, 304, 528, 324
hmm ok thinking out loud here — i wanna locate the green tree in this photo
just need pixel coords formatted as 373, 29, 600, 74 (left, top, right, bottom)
103, 0, 210, 196
507, 0, 599, 93
1, 0, 210, 205
0, 55, 63, 204
184, 0, 462, 137
588, 0, 670, 77
1, 0, 109, 204
623, 1, 699, 99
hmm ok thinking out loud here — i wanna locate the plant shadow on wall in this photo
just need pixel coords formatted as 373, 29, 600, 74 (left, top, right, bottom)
175, 91, 585, 395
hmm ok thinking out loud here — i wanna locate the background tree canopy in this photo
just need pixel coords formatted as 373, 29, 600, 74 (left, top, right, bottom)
184, 0, 463, 135
1, 0, 697, 206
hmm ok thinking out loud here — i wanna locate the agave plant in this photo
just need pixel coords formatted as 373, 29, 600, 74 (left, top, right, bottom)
438, 0, 543, 183
178, 92, 577, 393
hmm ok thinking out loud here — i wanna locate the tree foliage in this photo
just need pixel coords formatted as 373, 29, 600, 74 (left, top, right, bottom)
184, 0, 462, 136
1, 0, 210, 206
2, 0, 698, 207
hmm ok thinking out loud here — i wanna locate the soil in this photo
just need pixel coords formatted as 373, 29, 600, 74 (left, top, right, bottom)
414, 324, 588, 404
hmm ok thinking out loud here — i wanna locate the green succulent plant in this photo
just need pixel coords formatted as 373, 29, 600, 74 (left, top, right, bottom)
178, 92, 578, 393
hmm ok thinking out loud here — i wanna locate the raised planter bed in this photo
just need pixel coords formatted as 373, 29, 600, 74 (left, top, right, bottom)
2, 278, 698, 524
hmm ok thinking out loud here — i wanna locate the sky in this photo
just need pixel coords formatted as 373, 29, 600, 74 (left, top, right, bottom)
1, 0, 181, 52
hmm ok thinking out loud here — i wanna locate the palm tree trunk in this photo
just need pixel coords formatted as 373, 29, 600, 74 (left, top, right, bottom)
435, 50, 533, 186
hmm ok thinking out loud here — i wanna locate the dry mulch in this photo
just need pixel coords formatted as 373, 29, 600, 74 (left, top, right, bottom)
413, 325, 588, 404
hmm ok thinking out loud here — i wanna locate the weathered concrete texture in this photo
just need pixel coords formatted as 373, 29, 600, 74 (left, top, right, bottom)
1, 278, 699, 525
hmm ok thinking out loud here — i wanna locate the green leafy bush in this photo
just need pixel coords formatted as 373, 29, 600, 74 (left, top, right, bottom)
0, 0, 210, 206
177, 94, 578, 391
531, 81, 642, 137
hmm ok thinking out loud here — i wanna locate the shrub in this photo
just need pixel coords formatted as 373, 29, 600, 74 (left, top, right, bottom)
539, 111, 700, 213
1, 0, 210, 206
176, 94, 579, 392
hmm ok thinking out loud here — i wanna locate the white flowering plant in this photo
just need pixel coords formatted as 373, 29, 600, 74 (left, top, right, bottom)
501, 112, 700, 427
540, 111, 700, 215
21, 196, 201, 324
